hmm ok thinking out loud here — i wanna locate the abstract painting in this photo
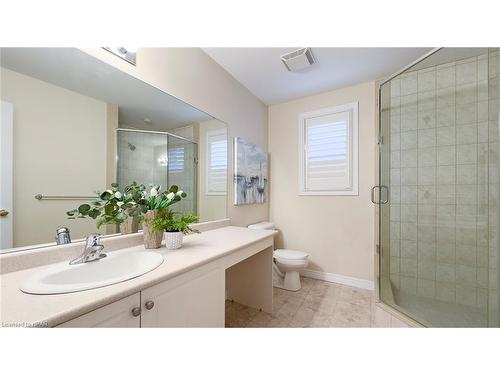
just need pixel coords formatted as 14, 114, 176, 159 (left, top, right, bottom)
234, 137, 268, 205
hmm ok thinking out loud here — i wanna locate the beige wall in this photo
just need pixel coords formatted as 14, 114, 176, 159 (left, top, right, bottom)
268, 81, 377, 282
81, 48, 269, 227
1, 68, 108, 246
198, 119, 228, 222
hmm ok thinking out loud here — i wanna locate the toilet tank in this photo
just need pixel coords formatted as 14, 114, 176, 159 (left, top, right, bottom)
247, 222, 276, 230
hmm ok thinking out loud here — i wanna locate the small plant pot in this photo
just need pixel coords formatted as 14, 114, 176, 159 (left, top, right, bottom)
120, 216, 139, 234
142, 210, 164, 249
165, 231, 183, 250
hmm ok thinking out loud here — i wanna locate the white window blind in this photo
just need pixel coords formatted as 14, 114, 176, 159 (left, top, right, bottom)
168, 146, 185, 173
206, 129, 227, 195
299, 103, 358, 195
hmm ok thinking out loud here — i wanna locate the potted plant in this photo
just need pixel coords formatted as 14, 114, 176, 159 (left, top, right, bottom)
67, 183, 189, 249
151, 209, 199, 250
139, 185, 187, 249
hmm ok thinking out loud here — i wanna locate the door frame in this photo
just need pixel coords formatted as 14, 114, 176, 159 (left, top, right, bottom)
1, 101, 14, 250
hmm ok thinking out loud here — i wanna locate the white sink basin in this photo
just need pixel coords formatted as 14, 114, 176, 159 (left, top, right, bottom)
20, 251, 164, 295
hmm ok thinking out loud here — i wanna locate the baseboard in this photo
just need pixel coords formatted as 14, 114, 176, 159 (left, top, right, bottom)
300, 269, 374, 291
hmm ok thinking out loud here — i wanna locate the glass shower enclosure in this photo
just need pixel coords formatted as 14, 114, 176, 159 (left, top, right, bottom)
378, 48, 499, 327
116, 128, 198, 216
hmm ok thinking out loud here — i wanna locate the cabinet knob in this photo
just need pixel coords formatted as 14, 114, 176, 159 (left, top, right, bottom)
145, 301, 154, 310
131, 307, 141, 317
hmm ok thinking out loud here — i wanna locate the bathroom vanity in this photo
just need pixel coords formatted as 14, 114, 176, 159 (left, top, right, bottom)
0, 226, 275, 328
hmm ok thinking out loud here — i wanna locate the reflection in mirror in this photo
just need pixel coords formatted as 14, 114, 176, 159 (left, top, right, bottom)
0, 48, 228, 253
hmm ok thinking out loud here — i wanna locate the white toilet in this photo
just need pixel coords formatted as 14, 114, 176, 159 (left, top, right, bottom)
247, 222, 309, 291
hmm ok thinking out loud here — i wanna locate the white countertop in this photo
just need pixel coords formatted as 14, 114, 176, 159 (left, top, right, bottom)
0, 226, 275, 327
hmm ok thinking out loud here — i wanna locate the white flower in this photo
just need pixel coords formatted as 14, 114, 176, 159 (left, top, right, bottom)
117, 201, 124, 207
176, 190, 184, 196
114, 192, 122, 199
150, 188, 158, 197
166, 192, 175, 200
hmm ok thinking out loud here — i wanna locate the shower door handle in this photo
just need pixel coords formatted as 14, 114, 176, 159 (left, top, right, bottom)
370, 186, 378, 204
371, 185, 389, 204
380, 185, 389, 204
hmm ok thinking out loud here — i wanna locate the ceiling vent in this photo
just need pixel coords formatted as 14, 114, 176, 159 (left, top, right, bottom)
280, 48, 315, 72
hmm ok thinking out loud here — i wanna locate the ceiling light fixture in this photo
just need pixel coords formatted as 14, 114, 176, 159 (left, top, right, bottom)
103, 47, 137, 65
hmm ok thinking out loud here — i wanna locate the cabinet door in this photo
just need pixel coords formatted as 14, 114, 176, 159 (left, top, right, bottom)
57, 293, 141, 328
141, 268, 225, 327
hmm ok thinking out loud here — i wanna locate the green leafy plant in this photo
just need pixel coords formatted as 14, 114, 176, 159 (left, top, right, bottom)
67, 183, 129, 228
66, 182, 189, 229
129, 184, 188, 221
122, 181, 147, 218
150, 208, 200, 234
145, 185, 186, 210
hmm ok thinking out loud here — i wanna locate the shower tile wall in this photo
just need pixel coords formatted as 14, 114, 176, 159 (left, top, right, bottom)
388, 52, 499, 320
117, 131, 169, 192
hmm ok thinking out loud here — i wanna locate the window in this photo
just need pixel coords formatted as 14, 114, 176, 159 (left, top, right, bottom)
206, 129, 228, 195
168, 146, 185, 173
299, 102, 358, 195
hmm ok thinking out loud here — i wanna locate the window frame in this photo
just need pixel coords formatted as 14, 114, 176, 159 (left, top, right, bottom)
205, 128, 228, 196
298, 102, 359, 196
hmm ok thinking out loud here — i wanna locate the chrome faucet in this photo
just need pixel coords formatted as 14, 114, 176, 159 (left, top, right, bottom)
55, 227, 71, 245
69, 234, 106, 265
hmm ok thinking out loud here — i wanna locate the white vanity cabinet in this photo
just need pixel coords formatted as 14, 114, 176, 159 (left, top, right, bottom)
141, 267, 225, 328
57, 266, 225, 328
57, 293, 141, 328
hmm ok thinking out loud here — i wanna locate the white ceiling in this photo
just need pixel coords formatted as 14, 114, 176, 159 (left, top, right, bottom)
203, 47, 433, 104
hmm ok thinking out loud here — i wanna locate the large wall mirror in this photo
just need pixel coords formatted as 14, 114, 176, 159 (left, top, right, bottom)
0, 48, 228, 253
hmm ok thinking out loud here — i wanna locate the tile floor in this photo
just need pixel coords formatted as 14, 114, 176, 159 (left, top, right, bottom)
225, 277, 376, 328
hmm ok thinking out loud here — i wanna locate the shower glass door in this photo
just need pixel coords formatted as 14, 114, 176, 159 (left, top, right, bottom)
166, 135, 197, 216
116, 129, 198, 217
379, 48, 500, 327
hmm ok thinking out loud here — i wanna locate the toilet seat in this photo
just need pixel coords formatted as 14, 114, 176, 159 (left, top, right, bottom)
273, 249, 309, 267
274, 249, 308, 260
